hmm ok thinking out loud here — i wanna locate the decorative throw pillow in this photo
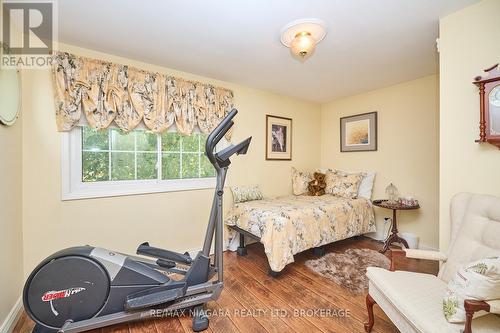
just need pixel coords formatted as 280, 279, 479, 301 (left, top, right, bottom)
443, 257, 500, 323
325, 170, 363, 199
231, 185, 264, 203
291, 167, 312, 196
320, 168, 375, 200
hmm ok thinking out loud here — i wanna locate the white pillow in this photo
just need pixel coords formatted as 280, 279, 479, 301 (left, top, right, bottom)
320, 168, 376, 200
359, 172, 376, 200
443, 257, 500, 323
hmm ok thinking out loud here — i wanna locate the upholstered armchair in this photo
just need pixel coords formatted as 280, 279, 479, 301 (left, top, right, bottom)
364, 193, 500, 333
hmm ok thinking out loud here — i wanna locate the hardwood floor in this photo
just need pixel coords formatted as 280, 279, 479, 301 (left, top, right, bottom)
13, 236, 438, 333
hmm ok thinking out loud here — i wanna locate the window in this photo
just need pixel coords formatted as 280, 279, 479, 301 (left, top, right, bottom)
62, 126, 217, 200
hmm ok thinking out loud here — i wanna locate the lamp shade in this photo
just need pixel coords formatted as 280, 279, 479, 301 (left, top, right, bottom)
290, 32, 316, 59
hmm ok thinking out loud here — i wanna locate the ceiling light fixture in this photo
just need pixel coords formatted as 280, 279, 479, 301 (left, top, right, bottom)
281, 18, 326, 61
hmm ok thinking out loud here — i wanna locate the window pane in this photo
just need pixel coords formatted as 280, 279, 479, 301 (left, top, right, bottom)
200, 154, 215, 178
136, 130, 157, 152
82, 152, 109, 182
200, 133, 208, 153
80, 127, 215, 184
162, 153, 180, 179
182, 153, 199, 178
137, 153, 157, 180
182, 134, 199, 152
82, 127, 108, 151
111, 152, 135, 180
162, 132, 180, 151
111, 129, 135, 151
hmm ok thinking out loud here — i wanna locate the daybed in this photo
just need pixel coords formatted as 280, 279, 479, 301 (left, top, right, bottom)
226, 194, 376, 274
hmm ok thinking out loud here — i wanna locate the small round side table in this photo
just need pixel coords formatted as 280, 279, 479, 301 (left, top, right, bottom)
372, 199, 420, 253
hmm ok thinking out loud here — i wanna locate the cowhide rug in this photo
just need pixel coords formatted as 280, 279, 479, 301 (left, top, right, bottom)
305, 248, 390, 294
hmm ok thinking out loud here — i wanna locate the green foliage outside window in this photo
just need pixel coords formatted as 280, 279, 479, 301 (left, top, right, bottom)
161, 132, 215, 180
82, 152, 108, 182
162, 153, 181, 180
81, 127, 215, 182
137, 153, 157, 180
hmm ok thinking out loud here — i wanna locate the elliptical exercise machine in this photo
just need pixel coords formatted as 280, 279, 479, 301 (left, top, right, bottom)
23, 109, 251, 333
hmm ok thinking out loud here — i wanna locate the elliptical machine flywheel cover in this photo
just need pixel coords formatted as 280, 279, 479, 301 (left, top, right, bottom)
24, 255, 110, 329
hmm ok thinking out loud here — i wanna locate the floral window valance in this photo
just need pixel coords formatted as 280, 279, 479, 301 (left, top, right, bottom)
52, 52, 234, 138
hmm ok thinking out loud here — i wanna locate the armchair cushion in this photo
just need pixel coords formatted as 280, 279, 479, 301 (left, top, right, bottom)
440, 194, 500, 283
487, 299, 500, 313
444, 257, 500, 323
366, 267, 500, 333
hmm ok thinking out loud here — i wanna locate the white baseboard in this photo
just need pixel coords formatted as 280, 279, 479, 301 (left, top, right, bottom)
186, 242, 230, 259
418, 243, 439, 251
0, 297, 23, 333
365, 232, 385, 242
364, 234, 438, 251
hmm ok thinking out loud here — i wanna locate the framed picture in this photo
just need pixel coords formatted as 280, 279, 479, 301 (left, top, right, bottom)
340, 112, 378, 152
266, 115, 292, 160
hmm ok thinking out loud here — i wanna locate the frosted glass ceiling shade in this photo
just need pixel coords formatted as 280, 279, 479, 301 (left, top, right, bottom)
281, 18, 326, 60
290, 32, 316, 59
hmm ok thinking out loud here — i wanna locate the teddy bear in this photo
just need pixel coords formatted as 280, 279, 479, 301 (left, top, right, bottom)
308, 172, 326, 196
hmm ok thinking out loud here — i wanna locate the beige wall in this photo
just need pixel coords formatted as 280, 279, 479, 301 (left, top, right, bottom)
0, 1, 24, 325
21, 44, 321, 273
438, 0, 500, 251
321, 75, 439, 249
0, 90, 23, 326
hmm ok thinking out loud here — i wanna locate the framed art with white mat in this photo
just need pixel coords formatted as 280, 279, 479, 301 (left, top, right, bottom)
266, 115, 292, 160
340, 112, 377, 152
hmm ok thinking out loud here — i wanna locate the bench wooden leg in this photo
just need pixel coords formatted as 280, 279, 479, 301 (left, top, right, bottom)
464, 300, 491, 333
364, 293, 376, 332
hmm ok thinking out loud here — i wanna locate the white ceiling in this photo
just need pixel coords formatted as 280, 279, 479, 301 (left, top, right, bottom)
58, 0, 478, 103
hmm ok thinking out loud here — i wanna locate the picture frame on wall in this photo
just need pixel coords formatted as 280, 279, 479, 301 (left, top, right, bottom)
266, 115, 292, 160
340, 111, 378, 152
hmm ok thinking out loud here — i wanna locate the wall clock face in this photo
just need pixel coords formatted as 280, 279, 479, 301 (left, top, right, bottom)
489, 85, 500, 135
489, 85, 500, 107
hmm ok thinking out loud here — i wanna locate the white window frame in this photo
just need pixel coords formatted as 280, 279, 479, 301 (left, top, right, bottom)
61, 127, 219, 201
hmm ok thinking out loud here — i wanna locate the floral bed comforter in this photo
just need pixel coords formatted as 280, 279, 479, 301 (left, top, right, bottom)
225, 195, 376, 272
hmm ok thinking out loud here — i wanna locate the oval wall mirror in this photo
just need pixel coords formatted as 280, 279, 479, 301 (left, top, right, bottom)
0, 43, 21, 126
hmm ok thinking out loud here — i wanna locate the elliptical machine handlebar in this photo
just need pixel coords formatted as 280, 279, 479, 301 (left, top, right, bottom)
205, 108, 252, 169
205, 108, 238, 169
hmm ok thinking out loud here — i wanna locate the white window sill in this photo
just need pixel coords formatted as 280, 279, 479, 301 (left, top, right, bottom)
61, 177, 216, 201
